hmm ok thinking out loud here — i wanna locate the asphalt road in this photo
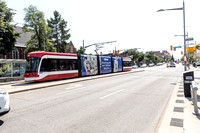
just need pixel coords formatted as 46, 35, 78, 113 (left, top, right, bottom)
0, 64, 183, 133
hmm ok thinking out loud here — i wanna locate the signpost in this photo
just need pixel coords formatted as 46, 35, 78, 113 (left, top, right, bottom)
186, 46, 196, 52
186, 37, 194, 41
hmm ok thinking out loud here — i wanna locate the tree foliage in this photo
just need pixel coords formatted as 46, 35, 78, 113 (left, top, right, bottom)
47, 10, 71, 53
77, 46, 85, 55
0, 1, 19, 58
23, 5, 56, 55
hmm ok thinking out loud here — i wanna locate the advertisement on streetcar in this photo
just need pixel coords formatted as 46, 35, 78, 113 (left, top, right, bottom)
112, 57, 122, 72
81, 55, 98, 76
99, 56, 112, 74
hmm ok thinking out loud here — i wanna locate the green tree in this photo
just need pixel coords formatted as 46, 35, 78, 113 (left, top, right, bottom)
170, 54, 174, 61
0, 1, 19, 58
145, 51, 155, 64
77, 46, 85, 55
47, 10, 71, 53
23, 5, 56, 55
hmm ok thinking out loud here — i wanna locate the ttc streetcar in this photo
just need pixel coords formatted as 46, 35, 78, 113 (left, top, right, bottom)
24, 52, 132, 82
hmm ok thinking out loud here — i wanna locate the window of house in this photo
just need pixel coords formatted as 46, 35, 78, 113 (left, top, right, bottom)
12, 49, 19, 59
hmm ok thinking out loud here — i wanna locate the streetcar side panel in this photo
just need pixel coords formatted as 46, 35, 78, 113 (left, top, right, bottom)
80, 54, 98, 76
99, 56, 112, 74
112, 57, 122, 72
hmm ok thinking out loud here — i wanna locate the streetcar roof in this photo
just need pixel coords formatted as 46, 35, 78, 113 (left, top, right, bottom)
27, 51, 77, 58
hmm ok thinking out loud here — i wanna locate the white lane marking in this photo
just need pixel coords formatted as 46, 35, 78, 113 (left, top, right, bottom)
99, 89, 124, 100
65, 84, 83, 90
58, 87, 86, 95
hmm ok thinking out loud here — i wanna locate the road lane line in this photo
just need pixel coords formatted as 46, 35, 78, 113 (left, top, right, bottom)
99, 89, 124, 100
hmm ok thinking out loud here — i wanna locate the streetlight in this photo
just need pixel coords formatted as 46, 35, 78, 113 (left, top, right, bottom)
157, 0, 186, 71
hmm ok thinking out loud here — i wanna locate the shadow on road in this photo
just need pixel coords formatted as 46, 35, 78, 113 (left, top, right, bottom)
170, 83, 177, 85
0, 120, 4, 126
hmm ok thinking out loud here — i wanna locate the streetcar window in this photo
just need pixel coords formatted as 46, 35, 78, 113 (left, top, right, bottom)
40, 58, 78, 72
123, 61, 132, 67
26, 57, 41, 72
50, 59, 57, 71
40, 59, 51, 72
58, 59, 78, 71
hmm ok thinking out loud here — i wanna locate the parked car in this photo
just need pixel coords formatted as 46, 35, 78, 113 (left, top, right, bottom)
0, 89, 10, 116
169, 62, 176, 67
148, 63, 154, 67
140, 64, 147, 68
132, 65, 138, 69
196, 62, 200, 66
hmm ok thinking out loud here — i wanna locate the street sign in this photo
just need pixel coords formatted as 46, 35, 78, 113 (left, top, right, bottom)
174, 46, 182, 48
186, 46, 196, 52
196, 44, 200, 50
186, 37, 194, 41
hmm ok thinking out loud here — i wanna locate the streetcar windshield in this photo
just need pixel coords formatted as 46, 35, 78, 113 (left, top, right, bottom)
25, 57, 41, 72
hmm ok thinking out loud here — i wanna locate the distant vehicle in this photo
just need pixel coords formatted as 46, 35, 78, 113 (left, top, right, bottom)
140, 64, 147, 68
132, 65, 138, 69
148, 63, 154, 67
0, 89, 10, 116
196, 62, 200, 66
169, 62, 176, 67
156, 63, 163, 66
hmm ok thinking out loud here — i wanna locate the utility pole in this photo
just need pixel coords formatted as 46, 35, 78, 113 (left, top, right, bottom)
83, 40, 85, 54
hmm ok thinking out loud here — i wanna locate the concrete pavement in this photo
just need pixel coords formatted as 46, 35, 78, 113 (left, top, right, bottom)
1, 66, 200, 133
1, 69, 144, 94
157, 66, 200, 133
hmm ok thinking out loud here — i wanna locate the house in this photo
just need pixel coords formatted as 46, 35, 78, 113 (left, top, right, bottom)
2, 27, 32, 59
66, 41, 77, 54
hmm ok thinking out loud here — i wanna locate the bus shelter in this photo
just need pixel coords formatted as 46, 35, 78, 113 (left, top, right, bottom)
0, 59, 26, 81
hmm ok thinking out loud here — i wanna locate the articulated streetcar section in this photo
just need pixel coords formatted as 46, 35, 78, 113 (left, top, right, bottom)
24, 51, 133, 82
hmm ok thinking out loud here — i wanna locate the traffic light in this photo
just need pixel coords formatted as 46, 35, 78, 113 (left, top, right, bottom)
100, 51, 102, 56
181, 51, 183, 55
113, 50, 115, 55
170, 45, 173, 51
131, 55, 133, 58
117, 50, 119, 55
193, 55, 195, 59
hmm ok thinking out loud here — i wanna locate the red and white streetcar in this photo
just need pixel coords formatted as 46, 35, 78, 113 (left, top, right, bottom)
24, 51, 78, 82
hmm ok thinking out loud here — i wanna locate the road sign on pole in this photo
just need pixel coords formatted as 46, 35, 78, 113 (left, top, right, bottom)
196, 44, 200, 50
186, 46, 196, 52
186, 37, 194, 41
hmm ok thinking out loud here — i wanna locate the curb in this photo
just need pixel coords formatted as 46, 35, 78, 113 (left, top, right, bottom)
8, 70, 145, 94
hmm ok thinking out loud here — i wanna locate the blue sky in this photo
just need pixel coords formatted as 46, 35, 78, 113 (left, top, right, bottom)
4, 0, 200, 59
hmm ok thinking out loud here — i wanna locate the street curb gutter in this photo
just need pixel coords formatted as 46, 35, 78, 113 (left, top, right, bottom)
8, 70, 145, 94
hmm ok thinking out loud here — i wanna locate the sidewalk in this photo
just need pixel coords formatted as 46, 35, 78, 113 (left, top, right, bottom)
2, 69, 144, 94
157, 67, 200, 133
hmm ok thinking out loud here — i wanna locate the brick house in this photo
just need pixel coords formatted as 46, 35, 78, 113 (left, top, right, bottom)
66, 41, 77, 54
1, 27, 32, 59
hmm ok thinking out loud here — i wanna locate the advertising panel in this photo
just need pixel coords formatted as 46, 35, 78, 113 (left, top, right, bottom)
81, 55, 98, 76
99, 56, 112, 74
112, 57, 122, 72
